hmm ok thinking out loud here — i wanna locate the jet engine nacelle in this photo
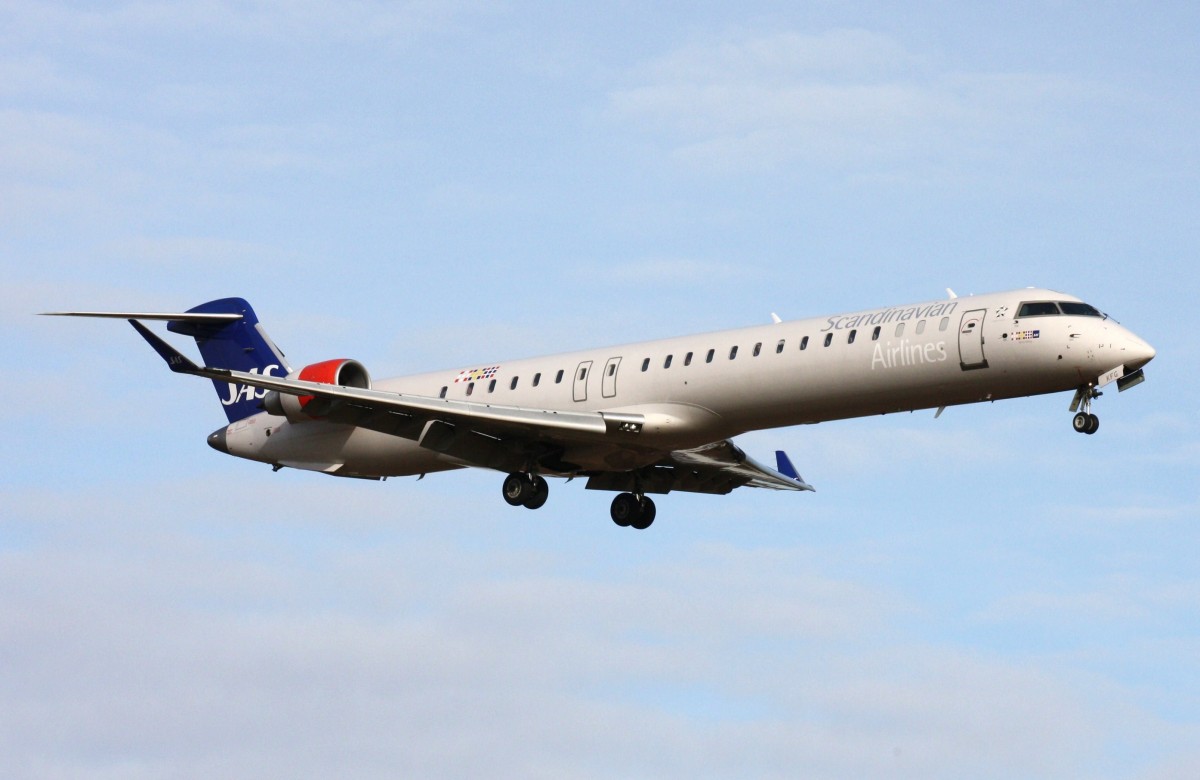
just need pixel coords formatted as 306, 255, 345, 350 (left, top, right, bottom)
262, 358, 371, 422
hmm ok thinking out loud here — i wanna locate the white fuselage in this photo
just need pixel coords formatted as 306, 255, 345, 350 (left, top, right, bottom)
218, 288, 1155, 478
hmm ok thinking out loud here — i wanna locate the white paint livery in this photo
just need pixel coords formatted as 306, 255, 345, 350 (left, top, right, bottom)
46, 287, 1155, 529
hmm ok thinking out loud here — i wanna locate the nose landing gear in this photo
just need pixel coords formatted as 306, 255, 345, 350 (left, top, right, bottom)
1072, 411, 1100, 435
1069, 385, 1101, 435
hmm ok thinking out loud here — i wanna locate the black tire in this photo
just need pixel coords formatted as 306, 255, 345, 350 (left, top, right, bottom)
1086, 413, 1100, 435
630, 497, 656, 530
524, 475, 549, 509
1072, 412, 1091, 433
502, 473, 531, 506
610, 492, 639, 527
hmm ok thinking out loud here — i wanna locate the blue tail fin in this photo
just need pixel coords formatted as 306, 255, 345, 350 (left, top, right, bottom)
167, 298, 290, 423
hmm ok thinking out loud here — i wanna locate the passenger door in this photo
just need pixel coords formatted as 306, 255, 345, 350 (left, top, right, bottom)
573, 360, 592, 402
958, 309, 989, 370
601, 357, 621, 399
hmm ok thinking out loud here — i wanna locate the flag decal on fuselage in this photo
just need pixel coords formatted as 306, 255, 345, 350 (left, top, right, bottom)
454, 365, 501, 383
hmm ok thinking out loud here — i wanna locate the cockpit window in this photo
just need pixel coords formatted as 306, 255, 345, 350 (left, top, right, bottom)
1017, 301, 1061, 317
1059, 301, 1102, 317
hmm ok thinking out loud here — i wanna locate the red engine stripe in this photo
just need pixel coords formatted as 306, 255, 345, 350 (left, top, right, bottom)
296, 359, 349, 408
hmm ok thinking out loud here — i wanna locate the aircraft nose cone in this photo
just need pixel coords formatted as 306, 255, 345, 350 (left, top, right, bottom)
207, 427, 229, 454
1124, 334, 1156, 371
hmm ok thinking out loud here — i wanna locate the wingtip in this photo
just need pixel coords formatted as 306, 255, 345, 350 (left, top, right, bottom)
774, 450, 800, 479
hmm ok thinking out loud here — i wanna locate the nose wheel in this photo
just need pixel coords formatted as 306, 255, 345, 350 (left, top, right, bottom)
610, 492, 656, 530
1072, 411, 1100, 435
1069, 385, 1101, 435
502, 472, 549, 509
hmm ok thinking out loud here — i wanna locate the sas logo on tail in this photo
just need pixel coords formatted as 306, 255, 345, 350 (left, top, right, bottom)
220, 365, 282, 406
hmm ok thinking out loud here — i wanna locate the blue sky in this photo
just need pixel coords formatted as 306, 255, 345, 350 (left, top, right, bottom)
3, 2, 1198, 777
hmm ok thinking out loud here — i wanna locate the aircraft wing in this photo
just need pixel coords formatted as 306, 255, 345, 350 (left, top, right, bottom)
130, 320, 642, 467
129, 320, 812, 491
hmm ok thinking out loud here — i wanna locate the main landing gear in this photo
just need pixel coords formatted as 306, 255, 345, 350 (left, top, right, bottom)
610, 492, 656, 530
501, 472, 656, 529
1070, 385, 1101, 435
502, 472, 549, 509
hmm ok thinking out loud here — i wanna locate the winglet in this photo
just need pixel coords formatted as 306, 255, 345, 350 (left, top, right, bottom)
775, 450, 800, 480
128, 319, 202, 374
775, 450, 814, 491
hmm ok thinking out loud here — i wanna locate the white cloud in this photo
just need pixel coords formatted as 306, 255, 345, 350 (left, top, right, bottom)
580, 256, 751, 285
3, 0, 474, 47
608, 29, 1101, 177
0, 55, 83, 98
1, 476, 1193, 779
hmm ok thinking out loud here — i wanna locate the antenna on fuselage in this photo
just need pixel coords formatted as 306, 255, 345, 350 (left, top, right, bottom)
946, 288, 958, 299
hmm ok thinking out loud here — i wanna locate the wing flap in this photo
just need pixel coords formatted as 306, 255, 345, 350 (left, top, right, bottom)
586, 440, 814, 495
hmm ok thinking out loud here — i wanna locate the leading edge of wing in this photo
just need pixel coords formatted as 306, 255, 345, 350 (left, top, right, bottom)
223, 367, 617, 437
129, 319, 627, 438
129, 319, 628, 444
126, 318, 612, 435
42, 310, 243, 322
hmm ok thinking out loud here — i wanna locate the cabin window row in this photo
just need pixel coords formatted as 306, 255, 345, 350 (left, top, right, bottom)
440, 366, 568, 398
438, 317, 953, 397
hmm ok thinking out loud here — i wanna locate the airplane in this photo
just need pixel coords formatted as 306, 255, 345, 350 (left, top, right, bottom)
45, 287, 1155, 529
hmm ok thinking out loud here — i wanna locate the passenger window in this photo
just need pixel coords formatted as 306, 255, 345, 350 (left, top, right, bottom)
1017, 301, 1061, 317
466, 382, 475, 396
848, 329, 856, 344
823, 333, 833, 347
752, 342, 762, 357
641, 358, 650, 372
939, 317, 949, 331
895, 323, 905, 337
439, 386, 447, 399
684, 352, 693, 366
706, 349, 715, 363
916, 320, 926, 335
729, 346, 738, 360
555, 370, 564, 384
510, 376, 518, 390
664, 355, 673, 369
776, 339, 785, 353
533, 373, 541, 387
872, 326, 881, 341
488, 379, 496, 393
800, 336, 809, 351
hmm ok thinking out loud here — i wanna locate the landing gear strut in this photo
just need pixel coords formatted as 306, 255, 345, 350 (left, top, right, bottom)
610, 492, 656, 530
1069, 385, 1101, 435
502, 472, 549, 509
